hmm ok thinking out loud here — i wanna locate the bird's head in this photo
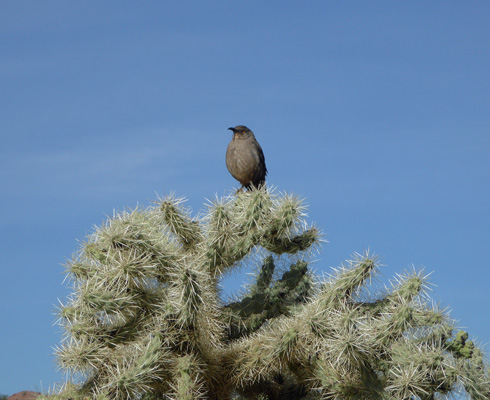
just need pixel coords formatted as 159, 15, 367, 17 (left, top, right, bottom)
228, 125, 253, 137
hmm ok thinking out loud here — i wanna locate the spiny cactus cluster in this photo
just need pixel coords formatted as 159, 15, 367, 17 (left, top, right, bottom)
51, 188, 489, 400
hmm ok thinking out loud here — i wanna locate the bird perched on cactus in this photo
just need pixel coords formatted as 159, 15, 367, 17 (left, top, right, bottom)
226, 125, 267, 190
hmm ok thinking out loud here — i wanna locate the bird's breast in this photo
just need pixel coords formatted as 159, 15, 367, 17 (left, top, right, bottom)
226, 139, 260, 183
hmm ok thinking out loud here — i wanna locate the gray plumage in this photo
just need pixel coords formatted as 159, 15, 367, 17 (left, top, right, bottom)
226, 125, 267, 190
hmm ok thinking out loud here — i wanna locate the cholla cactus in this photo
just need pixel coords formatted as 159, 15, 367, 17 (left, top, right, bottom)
53, 187, 489, 400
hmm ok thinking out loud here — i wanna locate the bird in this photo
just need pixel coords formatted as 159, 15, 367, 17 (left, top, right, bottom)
226, 125, 267, 190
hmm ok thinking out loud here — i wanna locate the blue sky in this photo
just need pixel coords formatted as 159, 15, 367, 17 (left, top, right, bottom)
1, 1, 489, 396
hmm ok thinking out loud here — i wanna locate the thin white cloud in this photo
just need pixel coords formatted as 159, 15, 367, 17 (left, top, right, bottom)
2, 126, 222, 199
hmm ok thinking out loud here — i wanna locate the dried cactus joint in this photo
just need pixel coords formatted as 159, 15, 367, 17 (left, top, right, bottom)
48, 187, 489, 400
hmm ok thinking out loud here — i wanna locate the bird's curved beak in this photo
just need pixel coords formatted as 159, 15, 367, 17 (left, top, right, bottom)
228, 127, 236, 133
